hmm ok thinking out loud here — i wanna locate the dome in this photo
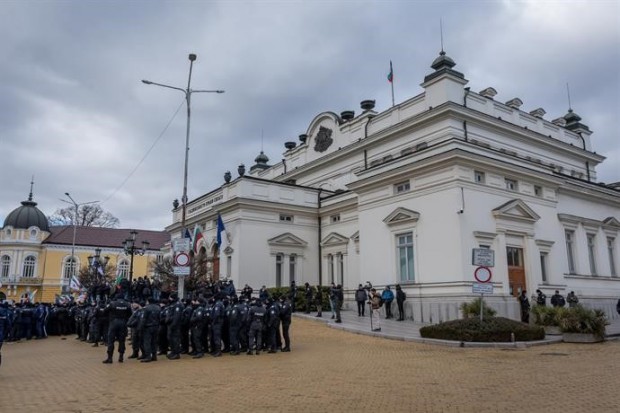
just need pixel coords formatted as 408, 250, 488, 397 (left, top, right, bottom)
3, 194, 49, 232
431, 51, 456, 70
254, 151, 269, 164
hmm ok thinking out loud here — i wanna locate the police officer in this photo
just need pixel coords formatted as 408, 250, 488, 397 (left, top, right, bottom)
0, 301, 11, 367
181, 299, 193, 354
247, 298, 266, 355
211, 294, 225, 357
266, 297, 281, 353
279, 295, 292, 352
166, 293, 184, 360
288, 281, 297, 312
237, 297, 250, 352
157, 298, 170, 356
102, 293, 132, 364
190, 298, 207, 359
140, 296, 161, 363
127, 301, 144, 359
536, 289, 547, 306
227, 296, 242, 355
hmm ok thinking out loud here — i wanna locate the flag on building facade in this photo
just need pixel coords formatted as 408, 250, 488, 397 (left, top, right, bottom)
216, 214, 226, 247
192, 225, 204, 253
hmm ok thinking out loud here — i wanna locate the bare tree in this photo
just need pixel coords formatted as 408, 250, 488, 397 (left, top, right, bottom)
77, 263, 116, 291
150, 252, 210, 294
48, 204, 120, 228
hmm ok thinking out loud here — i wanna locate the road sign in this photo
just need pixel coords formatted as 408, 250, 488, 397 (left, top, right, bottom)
174, 252, 190, 267
173, 238, 191, 252
472, 283, 493, 294
472, 248, 495, 267
474, 266, 492, 283
173, 266, 190, 276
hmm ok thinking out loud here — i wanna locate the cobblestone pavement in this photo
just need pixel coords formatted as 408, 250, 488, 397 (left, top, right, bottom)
1, 317, 619, 413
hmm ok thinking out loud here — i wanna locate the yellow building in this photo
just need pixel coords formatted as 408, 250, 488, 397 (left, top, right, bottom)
0, 192, 169, 303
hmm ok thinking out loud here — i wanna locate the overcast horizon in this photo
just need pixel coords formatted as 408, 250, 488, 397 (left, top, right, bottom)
1, 0, 618, 232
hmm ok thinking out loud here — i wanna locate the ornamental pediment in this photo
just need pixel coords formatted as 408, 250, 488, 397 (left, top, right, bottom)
321, 232, 349, 247
603, 217, 620, 228
268, 232, 308, 247
492, 199, 540, 223
383, 207, 420, 226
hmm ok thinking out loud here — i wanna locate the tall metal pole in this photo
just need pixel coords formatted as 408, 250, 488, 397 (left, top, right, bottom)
142, 53, 224, 300
63, 193, 98, 292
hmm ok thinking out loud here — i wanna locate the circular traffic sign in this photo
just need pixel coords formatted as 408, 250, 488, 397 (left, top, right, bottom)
175, 252, 190, 266
474, 266, 492, 283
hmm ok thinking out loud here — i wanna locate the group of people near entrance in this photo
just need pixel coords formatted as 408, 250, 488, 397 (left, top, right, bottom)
518, 288, 580, 323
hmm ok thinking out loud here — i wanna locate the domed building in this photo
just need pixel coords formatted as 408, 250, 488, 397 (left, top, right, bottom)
1, 186, 170, 303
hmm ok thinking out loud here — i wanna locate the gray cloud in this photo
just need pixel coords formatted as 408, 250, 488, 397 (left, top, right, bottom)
1, 1, 618, 231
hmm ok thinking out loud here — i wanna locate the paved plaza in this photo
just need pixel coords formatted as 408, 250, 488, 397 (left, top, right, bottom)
1, 315, 619, 412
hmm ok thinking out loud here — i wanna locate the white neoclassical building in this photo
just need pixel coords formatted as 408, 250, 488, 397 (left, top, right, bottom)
166, 50, 620, 323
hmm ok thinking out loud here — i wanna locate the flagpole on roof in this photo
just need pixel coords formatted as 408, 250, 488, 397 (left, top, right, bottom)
388, 60, 395, 107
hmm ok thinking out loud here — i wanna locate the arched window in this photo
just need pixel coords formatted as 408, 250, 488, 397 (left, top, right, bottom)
63, 257, 77, 279
23, 256, 36, 278
1, 255, 10, 278
118, 260, 129, 279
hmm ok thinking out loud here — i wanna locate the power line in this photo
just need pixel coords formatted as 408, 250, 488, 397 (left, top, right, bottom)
101, 98, 185, 204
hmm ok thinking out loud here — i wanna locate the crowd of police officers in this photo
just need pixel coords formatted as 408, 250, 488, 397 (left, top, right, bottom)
1, 280, 295, 367
73, 280, 294, 364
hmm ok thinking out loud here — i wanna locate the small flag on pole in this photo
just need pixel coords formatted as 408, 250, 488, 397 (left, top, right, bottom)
70, 275, 82, 291
388, 60, 395, 107
192, 225, 204, 253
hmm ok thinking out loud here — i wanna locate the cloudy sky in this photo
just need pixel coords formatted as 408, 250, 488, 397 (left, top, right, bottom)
1, 0, 618, 231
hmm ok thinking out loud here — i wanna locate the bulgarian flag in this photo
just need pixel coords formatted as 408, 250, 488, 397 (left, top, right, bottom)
387, 60, 394, 83
192, 225, 204, 253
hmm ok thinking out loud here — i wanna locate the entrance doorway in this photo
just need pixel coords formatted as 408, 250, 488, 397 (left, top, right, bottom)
211, 244, 220, 281
507, 247, 526, 297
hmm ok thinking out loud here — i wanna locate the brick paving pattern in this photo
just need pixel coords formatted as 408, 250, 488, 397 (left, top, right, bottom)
1, 317, 619, 412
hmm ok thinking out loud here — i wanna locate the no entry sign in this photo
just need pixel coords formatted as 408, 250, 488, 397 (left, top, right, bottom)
474, 266, 492, 283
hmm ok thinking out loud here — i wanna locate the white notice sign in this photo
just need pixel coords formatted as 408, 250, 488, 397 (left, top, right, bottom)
173, 266, 190, 276
472, 283, 493, 294
472, 248, 495, 267
173, 238, 191, 252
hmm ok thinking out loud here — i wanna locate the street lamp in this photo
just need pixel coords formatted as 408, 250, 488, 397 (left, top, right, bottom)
61, 193, 98, 291
142, 53, 224, 299
122, 230, 150, 285
88, 248, 110, 279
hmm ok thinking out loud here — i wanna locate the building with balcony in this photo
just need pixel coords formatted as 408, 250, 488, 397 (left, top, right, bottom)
166, 50, 620, 322
0, 191, 169, 303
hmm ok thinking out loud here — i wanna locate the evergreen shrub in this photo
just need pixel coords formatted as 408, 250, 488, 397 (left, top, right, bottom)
419, 317, 545, 342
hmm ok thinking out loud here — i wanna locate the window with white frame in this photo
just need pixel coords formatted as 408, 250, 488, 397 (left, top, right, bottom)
289, 255, 296, 284
337, 253, 344, 285
397, 233, 414, 282
275, 254, 283, 288
23, 256, 36, 278
118, 260, 129, 279
540, 253, 548, 283
327, 254, 334, 284
587, 234, 597, 275
565, 230, 576, 274
534, 185, 543, 197
279, 214, 294, 222
505, 178, 518, 191
394, 181, 411, 194
330, 214, 341, 223
607, 237, 616, 277
474, 171, 485, 184
63, 257, 77, 279
1, 255, 10, 278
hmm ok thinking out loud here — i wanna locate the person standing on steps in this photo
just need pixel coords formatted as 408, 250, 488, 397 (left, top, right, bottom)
355, 284, 367, 317
395, 284, 406, 321
368, 289, 382, 332
381, 285, 394, 319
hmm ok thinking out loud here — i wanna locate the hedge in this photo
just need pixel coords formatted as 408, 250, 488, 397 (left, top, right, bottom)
419, 317, 545, 342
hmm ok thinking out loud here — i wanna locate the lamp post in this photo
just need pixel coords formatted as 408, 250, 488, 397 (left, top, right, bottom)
142, 53, 224, 299
88, 248, 109, 302
62, 193, 98, 292
122, 230, 150, 285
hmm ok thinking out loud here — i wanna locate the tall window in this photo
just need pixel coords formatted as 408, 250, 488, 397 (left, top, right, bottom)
1, 255, 10, 278
275, 254, 283, 287
565, 230, 576, 274
337, 253, 344, 285
397, 233, 414, 282
23, 256, 36, 278
226, 256, 232, 278
587, 234, 597, 275
540, 253, 548, 283
327, 254, 334, 284
289, 255, 296, 284
118, 260, 129, 279
63, 257, 77, 279
505, 178, 518, 191
608, 237, 617, 277
474, 171, 485, 184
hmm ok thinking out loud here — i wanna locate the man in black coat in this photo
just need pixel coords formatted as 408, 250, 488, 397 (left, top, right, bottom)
102, 294, 132, 364
140, 297, 161, 362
